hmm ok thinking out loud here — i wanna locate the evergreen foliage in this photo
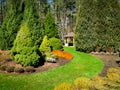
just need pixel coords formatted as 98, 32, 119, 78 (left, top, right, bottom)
11, 22, 40, 67
75, 0, 120, 52
23, 0, 44, 46
49, 37, 63, 50
95, 0, 120, 52
0, 0, 23, 50
44, 12, 59, 39
39, 35, 51, 54
74, 0, 98, 52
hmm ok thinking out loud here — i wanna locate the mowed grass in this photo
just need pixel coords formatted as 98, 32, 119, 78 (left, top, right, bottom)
0, 47, 103, 90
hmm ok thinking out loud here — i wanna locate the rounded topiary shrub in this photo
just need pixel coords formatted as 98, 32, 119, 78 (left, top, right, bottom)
11, 22, 40, 67
49, 37, 63, 50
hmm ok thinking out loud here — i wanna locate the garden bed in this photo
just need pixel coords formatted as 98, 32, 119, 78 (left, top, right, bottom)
0, 50, 71, 74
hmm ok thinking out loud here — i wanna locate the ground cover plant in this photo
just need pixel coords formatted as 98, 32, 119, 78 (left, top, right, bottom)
0, 47, 103, 90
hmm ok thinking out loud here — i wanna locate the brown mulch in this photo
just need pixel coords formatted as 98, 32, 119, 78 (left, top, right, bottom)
90, 52, 120, 77
0, 51, 70, 74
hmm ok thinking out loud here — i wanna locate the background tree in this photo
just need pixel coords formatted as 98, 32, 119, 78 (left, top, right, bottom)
23, 0, 44, 46
44, 12, 59, 38
0, 0, 23, 50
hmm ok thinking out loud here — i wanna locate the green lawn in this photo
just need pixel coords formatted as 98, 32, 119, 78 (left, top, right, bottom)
0, 47, 103, 90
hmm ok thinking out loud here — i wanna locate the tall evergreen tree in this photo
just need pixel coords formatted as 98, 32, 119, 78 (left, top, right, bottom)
95, 0, 120, 52
74, 0, 98, 52
23, 0, 44, 46
0, 0, 23, 50
44, 12, 59, 38
75, 0, 120, 52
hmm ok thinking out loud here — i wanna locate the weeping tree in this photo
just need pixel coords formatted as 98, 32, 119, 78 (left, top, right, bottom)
0, 0, 23, 50
74, 0, 98, 52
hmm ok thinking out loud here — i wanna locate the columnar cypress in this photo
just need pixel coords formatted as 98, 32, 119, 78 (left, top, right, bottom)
74, 0, 98, 52
75, 0, 120, 52
96, 0, 120, 52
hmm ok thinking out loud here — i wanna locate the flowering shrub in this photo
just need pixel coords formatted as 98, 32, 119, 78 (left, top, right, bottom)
52, 50, 73, 60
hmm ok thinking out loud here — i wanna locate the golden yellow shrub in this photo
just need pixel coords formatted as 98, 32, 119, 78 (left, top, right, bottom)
54, 82, 74, 90
74, 77, 94, 90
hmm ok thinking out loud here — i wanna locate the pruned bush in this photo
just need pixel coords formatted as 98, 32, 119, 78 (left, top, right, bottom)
54, 82, 74, 90
39, 35, 51, 54
0, 65, 7, 71
25, 66, 35, 73
49, 37, 63, 50
6, 66, 15, 73
11, 22, 40, 67
14, 67, 24, 73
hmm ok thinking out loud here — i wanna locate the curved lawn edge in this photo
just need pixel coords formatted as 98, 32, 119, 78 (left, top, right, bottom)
0, 47, 104, 90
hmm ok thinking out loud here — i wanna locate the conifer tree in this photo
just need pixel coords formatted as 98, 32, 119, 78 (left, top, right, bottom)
23, 0, 44, 46
0, 0, 23, 50
95, 0, 120, 51
75, 0, 120, 52
11, 22, 40, 67
39, 35, 51, 54
74, 0, 98, 52
44, 12, 59, 39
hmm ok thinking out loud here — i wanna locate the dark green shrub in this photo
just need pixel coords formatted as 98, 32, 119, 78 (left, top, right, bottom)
39, 35, 51, 54
6, 66, 15, 73
25, 66, 35, 73
11, 22, 40, 67
49, 37, 63, 50
14, 67, 24, 73
0, 65, 7, 71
